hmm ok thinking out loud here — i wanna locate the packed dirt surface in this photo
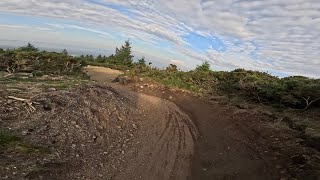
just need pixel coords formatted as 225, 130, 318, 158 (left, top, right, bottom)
1, 66, 320, 180
0, 70, 196, 179
84, 66, 320, 180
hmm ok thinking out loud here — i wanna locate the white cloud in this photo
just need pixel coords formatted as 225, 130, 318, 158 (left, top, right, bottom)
170, 59, 185, 66
0, 0, 319, 77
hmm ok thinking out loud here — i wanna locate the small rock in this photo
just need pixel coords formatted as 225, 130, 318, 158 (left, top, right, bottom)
236, 103, 249, 109
121, 150, 125, 154
290, 154, 309, 164
47, 88, 56, 92
233, 109, 249, 115
71, 144, 76, 149
132, 124, 138, 129
42, 101, 52, 111
71, 121, 77, 125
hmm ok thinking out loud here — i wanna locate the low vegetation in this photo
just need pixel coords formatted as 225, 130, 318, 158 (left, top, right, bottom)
0, 131, 48, 154
0, 43, 84, 75
1, 42, 319, 110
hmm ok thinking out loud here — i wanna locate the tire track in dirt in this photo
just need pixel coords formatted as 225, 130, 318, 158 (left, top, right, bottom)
84, 66, 198, 180
112, 92, 198, 180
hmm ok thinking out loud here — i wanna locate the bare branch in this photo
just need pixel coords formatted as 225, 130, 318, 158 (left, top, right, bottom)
302, 96, 320, 110
8, 96, 36, 111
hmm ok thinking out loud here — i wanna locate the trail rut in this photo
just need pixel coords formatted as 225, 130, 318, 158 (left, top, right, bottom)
114, 93, 197, 180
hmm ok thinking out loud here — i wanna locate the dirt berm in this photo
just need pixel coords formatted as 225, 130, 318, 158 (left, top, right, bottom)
0, 83, 197, 180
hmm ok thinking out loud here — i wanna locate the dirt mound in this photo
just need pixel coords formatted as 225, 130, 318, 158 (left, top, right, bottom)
1, 83, 197, 179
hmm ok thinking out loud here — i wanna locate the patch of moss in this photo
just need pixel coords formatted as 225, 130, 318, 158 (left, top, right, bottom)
0, 131, 49, 154
0, 131, 21, 149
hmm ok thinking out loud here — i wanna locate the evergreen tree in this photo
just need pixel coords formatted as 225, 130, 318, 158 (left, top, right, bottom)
137, 57, 146, 66
166, 64, 178, 72
18, 43, 39, 52
96, 54, 105, 63
195, 61, 211, 72
88, 55, 94, 62
112, 40, 134, 66
62, 49, 68, 55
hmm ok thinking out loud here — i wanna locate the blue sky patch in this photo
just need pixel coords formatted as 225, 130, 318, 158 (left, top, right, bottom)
183, 32, 225, 53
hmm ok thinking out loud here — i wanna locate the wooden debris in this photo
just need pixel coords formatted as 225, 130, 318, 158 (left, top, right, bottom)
8, 96, 36, 111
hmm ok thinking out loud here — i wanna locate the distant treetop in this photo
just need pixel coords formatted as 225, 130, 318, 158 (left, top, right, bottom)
18, 43, 39, 52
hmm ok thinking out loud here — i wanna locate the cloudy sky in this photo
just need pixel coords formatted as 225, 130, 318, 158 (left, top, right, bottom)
0, 0, 319, 77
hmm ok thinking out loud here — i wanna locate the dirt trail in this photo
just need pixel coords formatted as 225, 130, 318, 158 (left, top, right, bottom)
84, 66, 197, 180
114, 94, 197, 180
84, 66, 319, 180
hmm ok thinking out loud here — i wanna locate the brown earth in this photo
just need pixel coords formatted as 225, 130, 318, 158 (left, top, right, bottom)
0, 70, 196, 179
85, 66, 320, 180
1, 67, 320, 180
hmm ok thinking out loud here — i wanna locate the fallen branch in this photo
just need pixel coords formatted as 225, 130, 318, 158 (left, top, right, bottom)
3, 73, 13, 78
8, 96, 36, 111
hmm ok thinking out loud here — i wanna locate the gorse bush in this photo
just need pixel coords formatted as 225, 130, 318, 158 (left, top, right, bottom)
1, 42, 319, 110
126, 62, 320, 110
0, 45, 83, 75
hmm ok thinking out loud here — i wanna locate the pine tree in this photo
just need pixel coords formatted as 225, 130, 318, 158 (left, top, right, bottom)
96, 54, 105, 63
137, 57, 146, 66
195, 61, 211, 72
62, 49, 68, 55
113, 40, 134, 66
18, 43, 39, 52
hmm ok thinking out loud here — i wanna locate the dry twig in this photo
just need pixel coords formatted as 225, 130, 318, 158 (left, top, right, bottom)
8, 96, 36, 111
